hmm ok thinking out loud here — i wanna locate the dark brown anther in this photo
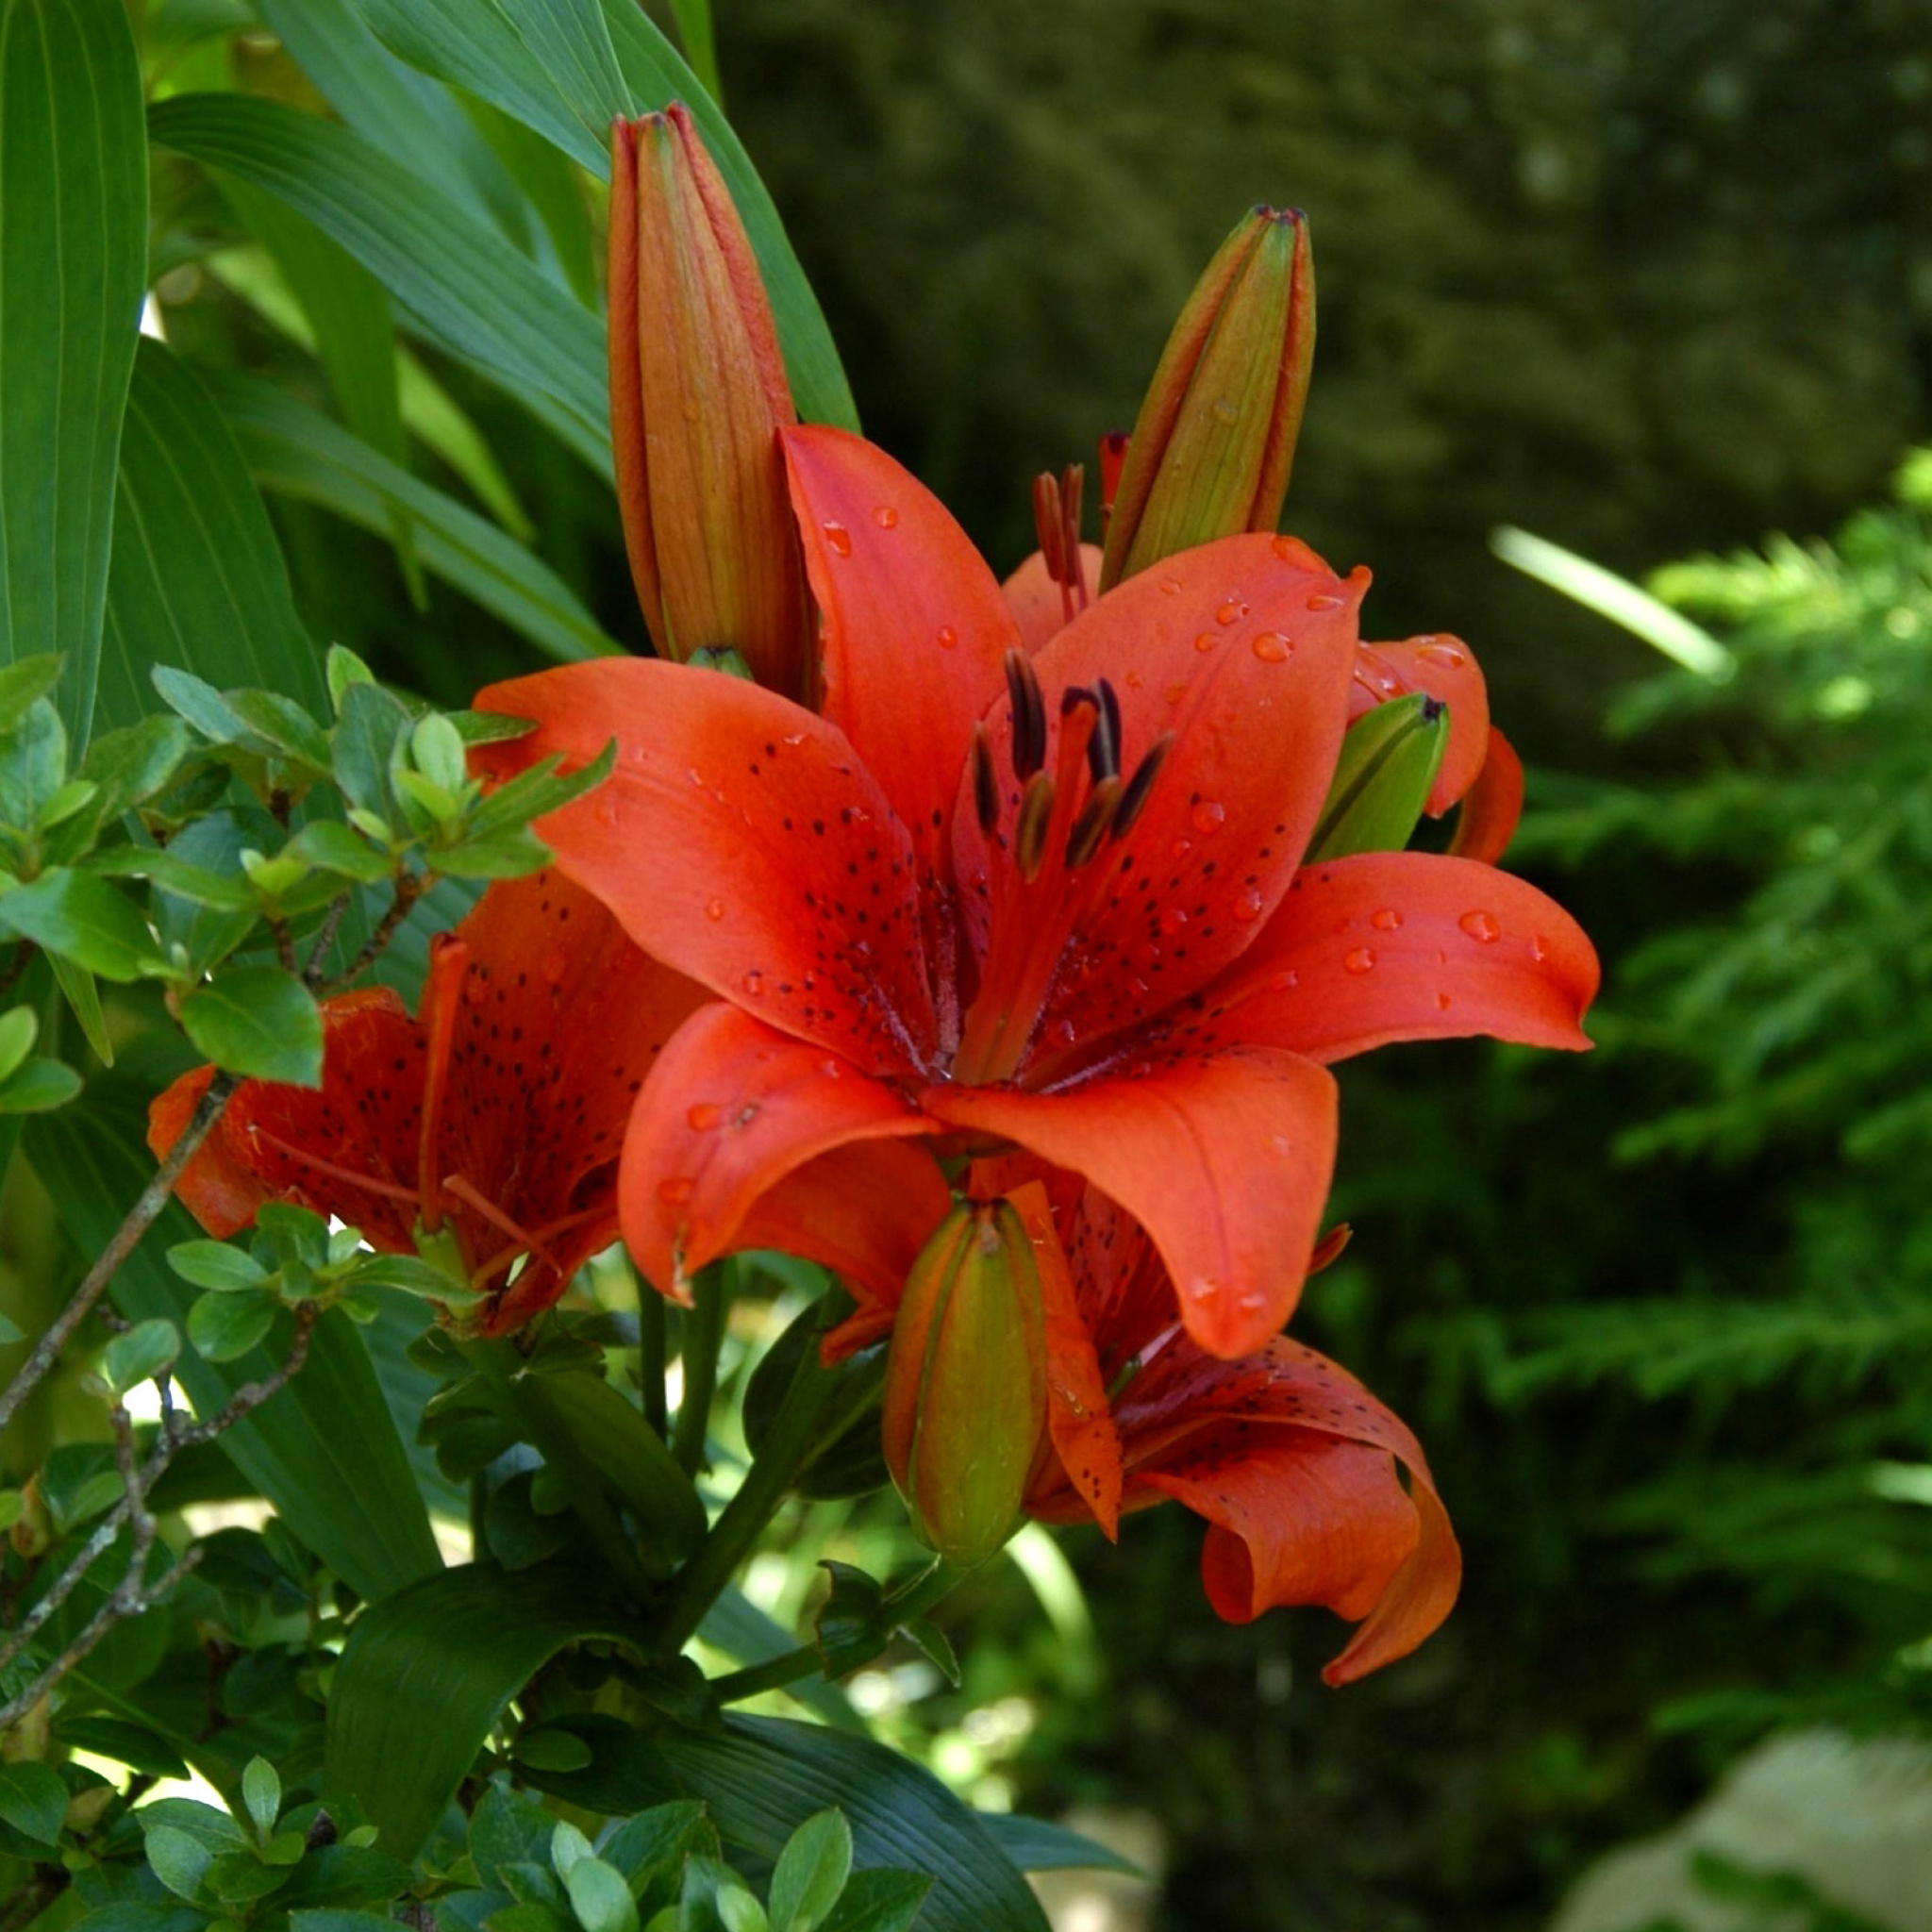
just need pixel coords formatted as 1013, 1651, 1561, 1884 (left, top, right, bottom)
971, 722, 999, 835
1005, 648, 1046, 780
1060, 684, 1096, 717
1032, 473, 1066, 584
1065, 775, 1123, 870
1014, 770, 1057, 881
1111, 731, 1174, 841
1087, 677, 1123, 784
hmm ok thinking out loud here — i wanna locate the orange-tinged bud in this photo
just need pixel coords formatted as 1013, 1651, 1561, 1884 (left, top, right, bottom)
883, 1198, 1048, 1567
1099, 206, 1314, 591
608, 104, 808, 696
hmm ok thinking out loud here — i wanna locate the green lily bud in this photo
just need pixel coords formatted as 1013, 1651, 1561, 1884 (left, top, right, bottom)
1306, 692, 1448, 862
883, 1199, 1048, 1567
1099, 206, 1314, 591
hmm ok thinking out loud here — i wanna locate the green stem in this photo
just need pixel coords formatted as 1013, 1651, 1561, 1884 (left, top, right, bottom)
672, 1260, 732, 1477
640, 1291, 668, 1441
655, 1333, 838, 1655
457, 1338, 658, 1598
708, 1559, 970, 1706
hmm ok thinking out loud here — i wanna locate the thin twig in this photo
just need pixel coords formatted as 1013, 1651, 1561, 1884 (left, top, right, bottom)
268, 913, 298, 974
322, 872, 425, 991
302, 892, 354, 987
0, 1866, 68, 1932
0, 1069, 240, 1435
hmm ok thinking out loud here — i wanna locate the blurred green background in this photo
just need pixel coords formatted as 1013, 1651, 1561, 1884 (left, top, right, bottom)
146, 1, 1932, 1924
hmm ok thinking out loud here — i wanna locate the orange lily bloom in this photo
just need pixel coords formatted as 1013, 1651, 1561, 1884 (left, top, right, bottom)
475, 426, 1597, 1359
147, 872, 709, 1335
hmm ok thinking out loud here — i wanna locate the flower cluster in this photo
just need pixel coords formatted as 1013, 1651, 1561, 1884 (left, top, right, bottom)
151, 106, 1596, 1682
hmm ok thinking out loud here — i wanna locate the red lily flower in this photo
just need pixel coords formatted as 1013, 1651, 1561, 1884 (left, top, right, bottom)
147, 871, 710, 1335
475, 426, 1597, 1359
1016, 1180, 1458, 1685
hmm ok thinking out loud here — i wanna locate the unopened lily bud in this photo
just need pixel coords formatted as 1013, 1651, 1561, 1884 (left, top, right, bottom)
608, 105, 808, 696
1306, 691, 1448, 862
883, 1199, 1048, 1567
1100, 207, 1314, 591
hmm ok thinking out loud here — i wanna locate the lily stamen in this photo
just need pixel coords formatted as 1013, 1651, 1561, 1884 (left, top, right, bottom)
245, 1126, 419, 1210
1005, 647, 1047, 779
470, 1203, 611, 1291
1111, 731, 1174, 841
441, 1173, 565, 1278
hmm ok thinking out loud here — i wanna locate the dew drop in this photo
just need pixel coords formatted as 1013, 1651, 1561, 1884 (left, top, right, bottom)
1232, 884, 1264, 923
686, 1102, 723, 1132
1236, 1290, 1268, 1312
781, 732, 808, 747
705, 896, 726, 922
1170, 837, 1193, 860
1186, 1274, 1220, 1304
1436, 991, 1452, 1011
1531, 934, 1551, 963
1271, 535, 1301, 562
872, 505, 899, 529
1211, 397, 1241, 425
1343, 946, 1376, 974
1193, 631, 1217, 654
539, 948, 568, 984
1165, 681, 1188, 708
1269, 969, 1300, 992
1306, 591, 1345, 611
818, 1058, 844, 1080
1458, 909, 1502, 944
1158, 577, 1182, 595
1159, 907, 1190, 937
1191, 799, 1226, 834
1251, 630, 1292, 662
1417, 639, 1467, 669
1370, 907, 1404, 931
1268, 1133, 1292, 1157
822, 520, 853, 557
1124, 669, 1143, 690
1215, 596, 1249, 626
935, 624, 958, 651
742, 969, 764, 995
594, 792, 620, 827
657, 1175, 694, 1207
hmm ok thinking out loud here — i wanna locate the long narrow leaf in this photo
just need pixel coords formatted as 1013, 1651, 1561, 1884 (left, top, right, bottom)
25, 1071, 442, 1603
149, 92, 608, 456
215, 375, 622, 664
325, 1559, 640, 1858
498, 0, 630, 144
0, 0, 148, 743
100, 340, 327, 729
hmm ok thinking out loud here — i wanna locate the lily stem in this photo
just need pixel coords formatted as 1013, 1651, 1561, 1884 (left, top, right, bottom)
640, 1291, 668, 1441
671, 1260, 732, 1476
708, 1557, 970, 1706
655, 1326, 838, 1655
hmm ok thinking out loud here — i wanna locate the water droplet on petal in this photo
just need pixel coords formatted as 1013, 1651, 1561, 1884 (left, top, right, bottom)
657, 1175, 694, 1207
1306, 591, 1345, 611
1436, 991, 1453, 1011
1187, 1274, 1220, 1304
822, 520, 853, 556
539, 948, 568, 984
1170, 837, 1193, 860
1370, 907, 1403, 931
706, 896, 726, 922
1191, 800, 1226, 835
594, 792, 620, 827
742, 969, 764, 995
1271, 535, 1302, 562
1210, 396, 1241, 425
1270, 969, 1299, 992
818, 1058, 844, 1079
687, 1102, 723, 1132
1165, 681, 1188, 708
1268, 1133, 1292, 1156
1215, 597, 1249, 626
1417, 640, 1467, 669
1343, 947, 1376, 974
1193, 631, 1217, 654
873, 505, 899, 529
1458, 909, 1502, 943
1531, 934, 1551, 963
1236, 1289, 1267, 1312
1158, 577, 1182, 595
1159, 907, 1190, 937
935, 625, 958, 651
1232, 885, 1264, 923
781, 732, 808, 747
1251, 630, 1292, 662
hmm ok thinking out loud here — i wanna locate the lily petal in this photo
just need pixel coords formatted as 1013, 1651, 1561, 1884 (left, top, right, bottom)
1123, 1337, 1460, 1683
1350, 636, 1489, 814
620, 1003, 938, 1297
1447, 726, 1524, 865
475, 658, 938, 1074
784, 425, 1015, 881
151, 989, 424, 1250
923, 1044, 1338, 1359
1175, 850, 1597, 1063
1001, 543, 1106, 652
955, 531, 1365, 1068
